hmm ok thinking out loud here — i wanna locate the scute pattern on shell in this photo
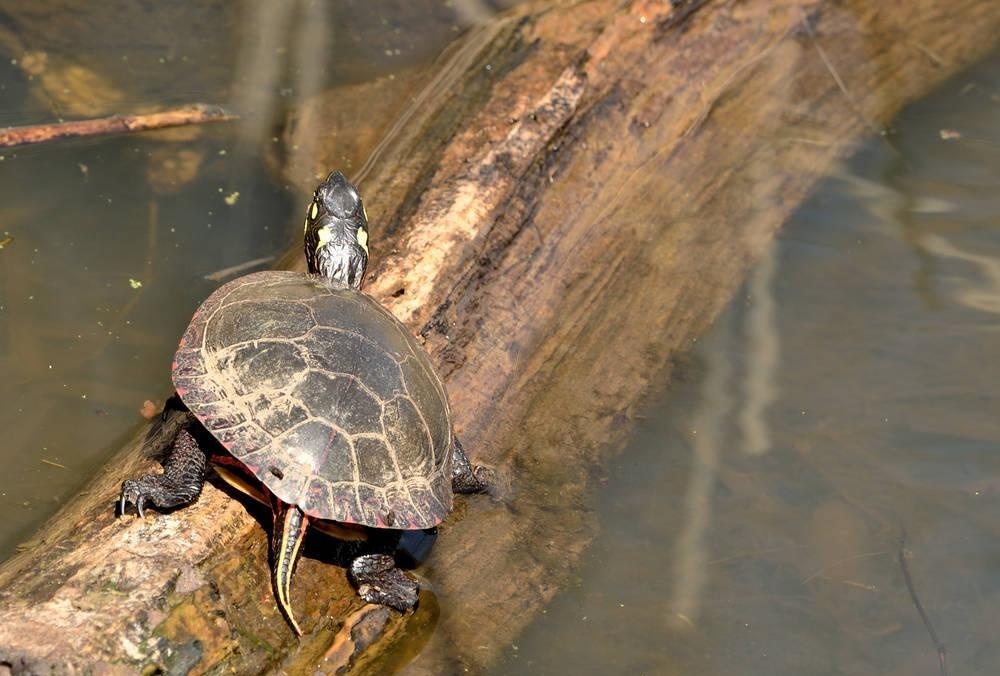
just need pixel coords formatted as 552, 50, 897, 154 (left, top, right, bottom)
172, 271, 454, 529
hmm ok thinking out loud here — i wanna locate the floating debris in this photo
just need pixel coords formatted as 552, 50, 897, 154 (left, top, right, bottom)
140, 400, 158, 419
224, 191, 240, 206
129, 278, 143, 289
0, 235, 12, 249
40, 458, 67, 469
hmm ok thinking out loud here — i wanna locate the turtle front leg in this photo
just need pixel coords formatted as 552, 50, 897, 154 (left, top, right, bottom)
348, 554, 419, 611
450, 437, 495, 495
119, 427, 207, 517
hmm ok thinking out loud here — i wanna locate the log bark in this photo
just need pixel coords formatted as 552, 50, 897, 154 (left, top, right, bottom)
1, 0, 998, 674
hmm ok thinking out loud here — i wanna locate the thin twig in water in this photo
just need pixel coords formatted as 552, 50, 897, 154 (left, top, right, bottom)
898, 528, 948, 676
0, 104, 235, 148
204, 256, 275, 281
40, 458, 66, 469
914, 42, 947, 68
800, 549, 891, 584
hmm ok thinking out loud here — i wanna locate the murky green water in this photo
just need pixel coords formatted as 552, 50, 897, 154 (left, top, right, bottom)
492, 52, 1000, 675
0, 1, 515, 562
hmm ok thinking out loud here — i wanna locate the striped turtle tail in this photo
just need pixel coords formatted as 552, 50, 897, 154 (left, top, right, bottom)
270, 501, 309, 636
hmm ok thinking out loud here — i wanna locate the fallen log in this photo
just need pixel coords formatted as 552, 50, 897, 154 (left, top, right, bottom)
1, 0, 998, 673
0, 105, 235, 148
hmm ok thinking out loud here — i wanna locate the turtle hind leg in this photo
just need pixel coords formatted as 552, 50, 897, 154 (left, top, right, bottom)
349, 554, 419, 611
119, 427, 207, 517
450, 437, 497, 495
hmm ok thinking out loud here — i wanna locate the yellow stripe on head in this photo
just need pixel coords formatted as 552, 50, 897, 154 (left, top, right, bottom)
356, 226, 369, 254
315, 224, 334, 254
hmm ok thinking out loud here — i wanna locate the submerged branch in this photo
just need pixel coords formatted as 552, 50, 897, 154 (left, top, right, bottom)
898, 529, 949, 676
0, 104, 235, 148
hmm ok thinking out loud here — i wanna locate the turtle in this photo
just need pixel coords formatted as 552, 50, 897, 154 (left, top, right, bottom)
119, 171, 492, 635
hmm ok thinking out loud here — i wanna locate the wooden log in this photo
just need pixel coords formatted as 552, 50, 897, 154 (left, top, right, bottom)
1, 0, 997, 673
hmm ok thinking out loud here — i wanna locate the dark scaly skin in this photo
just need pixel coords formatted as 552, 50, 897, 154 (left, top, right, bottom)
119, 427, 206, 518
349, 554, 419, 611
304, 171, 369, 287
451, 438, 493, 495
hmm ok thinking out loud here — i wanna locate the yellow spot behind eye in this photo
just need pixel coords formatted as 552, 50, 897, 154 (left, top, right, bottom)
310, 201, 319, 220
356, 226, 368, 253
315, 224, 333, 253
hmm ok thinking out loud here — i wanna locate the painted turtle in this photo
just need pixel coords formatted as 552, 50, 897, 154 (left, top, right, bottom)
119, 171, 491, 634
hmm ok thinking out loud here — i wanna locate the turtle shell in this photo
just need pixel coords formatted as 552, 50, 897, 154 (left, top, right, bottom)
172, 270, 453, 530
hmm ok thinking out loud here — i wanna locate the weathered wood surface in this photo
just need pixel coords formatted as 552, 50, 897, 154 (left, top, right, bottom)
1, 0, 998, 673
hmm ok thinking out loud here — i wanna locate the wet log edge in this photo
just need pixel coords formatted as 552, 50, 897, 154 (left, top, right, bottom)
0, 0, 998, 674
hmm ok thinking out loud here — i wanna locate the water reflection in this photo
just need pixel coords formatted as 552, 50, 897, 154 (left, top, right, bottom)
921, 234, 1000, 315
670, 312, 731, 628
739, 245, 779, 458
492, 52, 1000, 676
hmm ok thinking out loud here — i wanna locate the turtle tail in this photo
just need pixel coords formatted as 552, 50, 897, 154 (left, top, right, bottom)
270, 501, 309, 636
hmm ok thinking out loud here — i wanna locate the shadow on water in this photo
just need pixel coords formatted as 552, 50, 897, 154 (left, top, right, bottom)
491, 52, 1000, 676
0, 0, 520, 562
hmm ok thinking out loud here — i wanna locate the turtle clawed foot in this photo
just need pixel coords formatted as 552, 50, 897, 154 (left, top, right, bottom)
349, 554, 419, 612
451, 439, 506, 497
460, 464, 509, 502
119, 477, 154, 518
473, 464, 507, 498
452, 461, 505, 497
118, 473, 198, 518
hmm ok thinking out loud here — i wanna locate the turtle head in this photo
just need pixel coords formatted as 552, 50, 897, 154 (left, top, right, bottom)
303, 171, 369, 289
